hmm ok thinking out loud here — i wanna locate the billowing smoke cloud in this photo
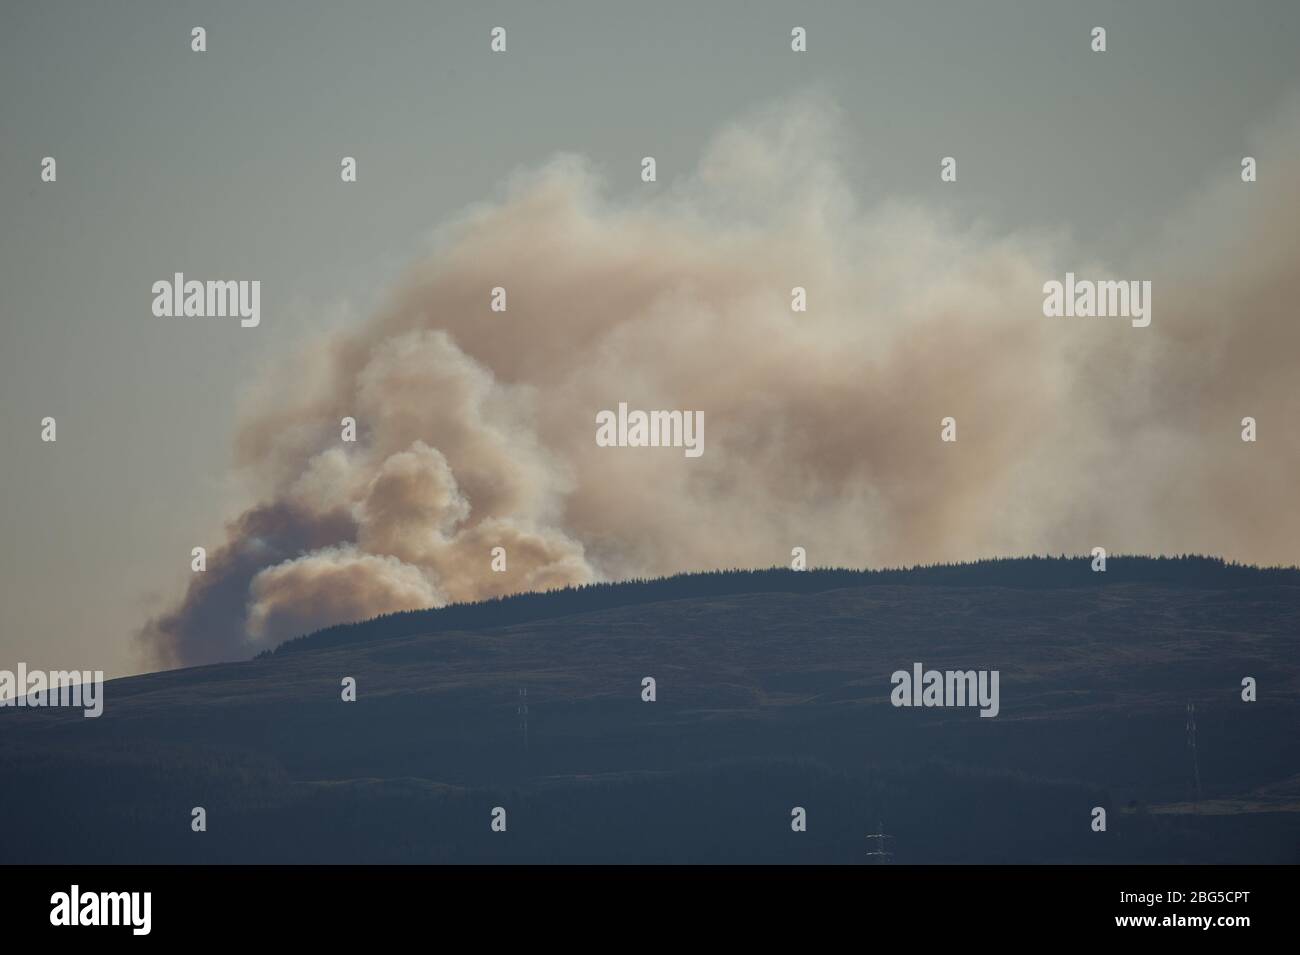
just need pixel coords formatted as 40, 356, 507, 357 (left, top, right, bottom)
139, 93, 1300, 667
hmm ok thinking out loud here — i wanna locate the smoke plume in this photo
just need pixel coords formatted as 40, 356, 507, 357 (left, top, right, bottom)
139, 94, 1300, 666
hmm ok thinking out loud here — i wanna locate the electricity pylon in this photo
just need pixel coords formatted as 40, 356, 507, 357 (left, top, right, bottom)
865, 821, 894, 863
1186, 701, 1202, 806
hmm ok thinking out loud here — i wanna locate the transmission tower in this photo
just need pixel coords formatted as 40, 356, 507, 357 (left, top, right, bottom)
517, 688, 529, 749
865, 821, 894, 864
1185, 701, 1202, 806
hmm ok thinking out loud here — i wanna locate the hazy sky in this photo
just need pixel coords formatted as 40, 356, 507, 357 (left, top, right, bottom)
3, 1, 1299, 680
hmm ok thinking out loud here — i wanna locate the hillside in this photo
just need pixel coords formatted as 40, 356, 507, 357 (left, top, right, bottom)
2, 558, 1298, 863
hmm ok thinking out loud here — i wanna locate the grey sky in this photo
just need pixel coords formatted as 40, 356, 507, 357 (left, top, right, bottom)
3, 0, 1299, 680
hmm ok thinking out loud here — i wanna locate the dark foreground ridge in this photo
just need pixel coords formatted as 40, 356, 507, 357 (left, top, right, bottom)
267, 554, 1300, 657
2, 554, 1297, 863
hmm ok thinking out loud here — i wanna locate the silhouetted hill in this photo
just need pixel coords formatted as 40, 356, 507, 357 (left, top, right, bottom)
2, 555, 1297, 863
267, 555, 1300, 657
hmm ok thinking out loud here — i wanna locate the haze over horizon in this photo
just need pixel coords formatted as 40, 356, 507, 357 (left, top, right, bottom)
3, 1, 1300, 678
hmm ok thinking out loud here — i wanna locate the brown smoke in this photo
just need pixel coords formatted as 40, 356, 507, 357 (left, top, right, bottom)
138, 94, 1300, 667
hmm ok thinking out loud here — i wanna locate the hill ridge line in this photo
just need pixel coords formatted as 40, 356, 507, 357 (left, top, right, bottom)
262, 554, 1300, 659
